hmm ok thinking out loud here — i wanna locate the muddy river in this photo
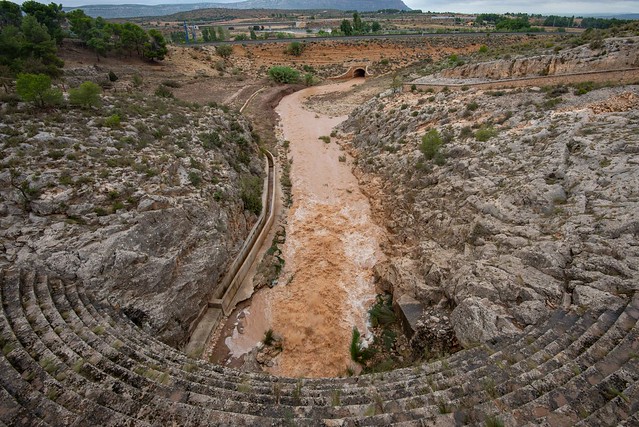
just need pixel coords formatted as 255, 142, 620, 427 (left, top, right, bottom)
222, 79, 385, 378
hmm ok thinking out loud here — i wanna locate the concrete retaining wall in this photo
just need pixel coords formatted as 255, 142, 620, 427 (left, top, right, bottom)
403, 68, 639, 93
218, 150, 276, 315
186, 149, 276, 349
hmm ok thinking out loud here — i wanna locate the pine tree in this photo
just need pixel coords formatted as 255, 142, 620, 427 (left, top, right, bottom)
21, 0, 64, 44
0, 0, 22, 28
352, 12, 363, 33
340, 19, 353, 36
19, 15, 63, 76
16, 72, 62, 107
143, 29, 167, 61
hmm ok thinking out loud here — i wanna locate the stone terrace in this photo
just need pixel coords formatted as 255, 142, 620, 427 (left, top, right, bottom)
0, 267, 637, 426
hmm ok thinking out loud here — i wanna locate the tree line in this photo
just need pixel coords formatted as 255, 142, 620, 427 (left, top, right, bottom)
474, 13, 540, 31
339, 12, 381, 36
476, 12, 633, 30
0, 0, 168, 79
66, 10, 167, 61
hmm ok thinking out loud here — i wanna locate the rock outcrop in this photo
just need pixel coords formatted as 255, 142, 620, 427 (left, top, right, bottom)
0, 93, 264, 347
340, 41, 639, 348
440, 37, 639, 80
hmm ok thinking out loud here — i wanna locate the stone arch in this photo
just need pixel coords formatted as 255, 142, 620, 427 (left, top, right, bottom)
353, 68, 366, 78
329, 63, 372, 80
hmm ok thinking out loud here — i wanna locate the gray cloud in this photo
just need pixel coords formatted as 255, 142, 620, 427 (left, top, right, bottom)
404, 0, 639, 15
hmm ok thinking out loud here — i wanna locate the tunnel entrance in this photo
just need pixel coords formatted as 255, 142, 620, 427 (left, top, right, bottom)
353, 68, 366, 78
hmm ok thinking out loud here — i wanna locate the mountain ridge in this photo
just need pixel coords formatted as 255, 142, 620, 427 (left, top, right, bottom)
65, 0, 411, 19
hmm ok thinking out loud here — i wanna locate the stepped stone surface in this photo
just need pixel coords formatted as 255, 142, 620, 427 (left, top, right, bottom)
0, 268, 636, 425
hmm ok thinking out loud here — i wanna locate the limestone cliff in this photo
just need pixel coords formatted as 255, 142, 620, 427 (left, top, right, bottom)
340, 43, 639, 347
0, 93, 263, 347
441, 37, 639, 81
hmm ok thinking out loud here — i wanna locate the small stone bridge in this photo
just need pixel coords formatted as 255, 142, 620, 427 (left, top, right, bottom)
331, 61, 372, 80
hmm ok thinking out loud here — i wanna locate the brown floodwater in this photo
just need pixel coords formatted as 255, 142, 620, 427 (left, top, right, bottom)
225, 79, 385, 378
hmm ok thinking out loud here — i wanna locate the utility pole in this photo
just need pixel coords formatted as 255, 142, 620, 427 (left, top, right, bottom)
183, 20, 189, 43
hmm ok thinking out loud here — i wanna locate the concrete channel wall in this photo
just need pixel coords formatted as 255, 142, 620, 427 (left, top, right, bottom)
185, 149, 276, 351
217, 150, 276, 315
403, 68, 639, 93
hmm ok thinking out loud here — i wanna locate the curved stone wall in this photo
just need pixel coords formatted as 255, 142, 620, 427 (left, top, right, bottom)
0, 268, 636, 425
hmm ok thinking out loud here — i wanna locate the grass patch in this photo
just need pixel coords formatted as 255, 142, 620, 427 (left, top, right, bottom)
475, 126, 498, 142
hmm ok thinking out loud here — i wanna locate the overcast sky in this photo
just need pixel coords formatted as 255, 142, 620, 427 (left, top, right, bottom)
13, 0, 639, 15
403, 0, 639, 14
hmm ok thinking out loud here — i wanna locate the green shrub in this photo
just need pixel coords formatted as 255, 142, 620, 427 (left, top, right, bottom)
162, 79, 181, 88
16, 73, 63, 108
466, 101, 479, 111
350, 327, 374, 364
199, 132, 221, 149
263, 329, 275, 346
369, 297, 396, 327
350, 327, 364, 362
304, 73, 315, 86
188, 171, 201, 187
240, 174, 262, 215
433, 152, 446, 166
69, 81, 102, 109
485, 415, 504, 427
48, 150, 64, 160
420, 129, 442, 160
475, 126, 498, 142
16, 73, 50, 106
268, 66, 300, 84
573, 81, 595, 95
43, 88, 64, 106
59, 173, 73, 185
154, 85, 174, 98
460, 126, 473, 139
132, 74, 143, 87
104, 114, 121, 128
215, 44, 233, 59
285, 41, 305, 56
478, 45, 488, 53
543, 98, 562, 109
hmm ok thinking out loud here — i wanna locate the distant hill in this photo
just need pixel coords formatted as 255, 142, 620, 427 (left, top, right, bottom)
579, 13, 639, 20
65, 0, 411, 19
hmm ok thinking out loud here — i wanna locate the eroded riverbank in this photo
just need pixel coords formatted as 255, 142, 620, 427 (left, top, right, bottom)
212, 79, 386, 378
